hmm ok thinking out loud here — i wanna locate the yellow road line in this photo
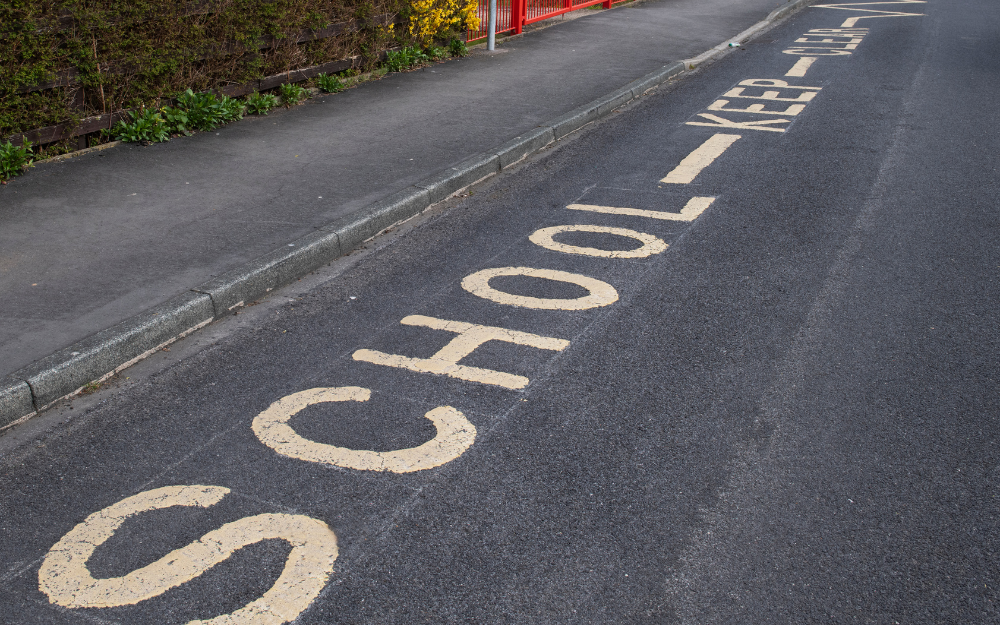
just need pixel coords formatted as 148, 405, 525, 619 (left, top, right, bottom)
566, 196, 716, 222
786, 56, 817, 77
661, 134, 742, 184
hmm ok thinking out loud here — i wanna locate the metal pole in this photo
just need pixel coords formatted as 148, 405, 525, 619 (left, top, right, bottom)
487, 0, 497, 51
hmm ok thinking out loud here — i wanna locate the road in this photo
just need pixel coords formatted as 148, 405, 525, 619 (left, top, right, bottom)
3, 1, 999, 623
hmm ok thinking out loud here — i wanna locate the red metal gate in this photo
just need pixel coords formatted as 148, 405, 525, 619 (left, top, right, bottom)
468, 0, 624, 40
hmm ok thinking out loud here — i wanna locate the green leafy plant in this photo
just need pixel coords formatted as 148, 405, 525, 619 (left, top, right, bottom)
245, 92, 279, 115
112, 108, 170, 143
316, 73, 346, 93
218, 96, 245, 123
279, 83, 309, 106
426, 45, 448, 60
161, 106, 191, 136
0, 140, 34, 181
385, 46, 431, 72
449, 38, 469, 57
1, 0, 406, 147
176, 89, 228, 131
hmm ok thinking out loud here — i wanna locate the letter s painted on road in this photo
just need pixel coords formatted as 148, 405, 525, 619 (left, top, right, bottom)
38, 484, 338, 625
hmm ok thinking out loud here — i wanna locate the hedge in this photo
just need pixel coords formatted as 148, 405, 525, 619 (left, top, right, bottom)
1, 0, 478, 143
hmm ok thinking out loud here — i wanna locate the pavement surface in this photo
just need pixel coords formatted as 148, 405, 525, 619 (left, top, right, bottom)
0, 0, 786, 377
3, 0, 1000, 623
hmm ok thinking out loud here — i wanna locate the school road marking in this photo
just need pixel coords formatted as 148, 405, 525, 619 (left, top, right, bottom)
661, 134, 742, 183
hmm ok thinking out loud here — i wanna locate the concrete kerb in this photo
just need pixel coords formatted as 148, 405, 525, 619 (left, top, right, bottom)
14, 291, 215, 411
495, 127, 556, 169
769, 0, 819, 22
327, 186, 431, 252
416, 153, 501, 204
194, 229, 343, 316
0, 378, 34, 429
625, 62, 686, 99
684, 0, 819, 69
0, 2, 814, 425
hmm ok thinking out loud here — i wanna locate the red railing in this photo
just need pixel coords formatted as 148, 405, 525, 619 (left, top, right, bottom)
468, 0, 620, 40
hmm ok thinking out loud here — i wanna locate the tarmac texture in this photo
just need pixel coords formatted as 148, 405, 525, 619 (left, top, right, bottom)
1, 0, 782, 377
2, 0, 999, 623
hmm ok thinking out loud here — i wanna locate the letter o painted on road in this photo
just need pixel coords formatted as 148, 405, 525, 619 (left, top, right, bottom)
461, 267, 618, 310
529, 224, 667, 258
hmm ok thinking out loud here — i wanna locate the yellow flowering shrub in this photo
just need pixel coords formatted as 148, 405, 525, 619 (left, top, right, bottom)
408, 0, 481, 45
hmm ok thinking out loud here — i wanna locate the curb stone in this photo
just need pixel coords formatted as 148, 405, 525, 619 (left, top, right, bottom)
327, 186, 432, 252
194, 229, 343, 316
1, 377, 34, 429
15, 292, 215, 411
417, 153, 501, 204
0, 0, 817, 426
684, 0, 819, 69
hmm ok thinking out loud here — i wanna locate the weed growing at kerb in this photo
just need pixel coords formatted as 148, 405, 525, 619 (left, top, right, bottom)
245, 92, 280, 115
317, 74, 346, 93
112, 108, 170, 143
280, 83, 309, 106
385, 46, 431, 72
449, 38, 469, 57
426, 45, 448, 60
0, 140, 34, 181
112, 89, 246, 143
176, 89, 244, 131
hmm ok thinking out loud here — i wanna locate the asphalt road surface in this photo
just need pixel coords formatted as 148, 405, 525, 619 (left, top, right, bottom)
3, 1, 999, 623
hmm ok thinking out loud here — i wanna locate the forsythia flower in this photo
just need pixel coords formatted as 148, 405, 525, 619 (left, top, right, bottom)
409, 0, 480, 45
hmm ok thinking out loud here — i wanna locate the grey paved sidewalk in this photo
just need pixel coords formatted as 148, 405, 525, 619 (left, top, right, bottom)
0, 0, 785, 377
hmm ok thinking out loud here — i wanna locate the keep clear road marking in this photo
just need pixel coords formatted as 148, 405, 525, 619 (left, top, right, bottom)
813, 1, 926, 28
39, 485, 338, 624
253, 387, 476, 473
354, 314, 571, 389
567, 196, 716, 222
786, 56, 817, 77
688, 80, 823, 132
661, 133, 741, 183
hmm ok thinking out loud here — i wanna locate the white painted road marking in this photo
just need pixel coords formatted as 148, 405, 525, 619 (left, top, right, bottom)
708, 100, 806, 116
784, 27, 870, 54
722, 87, 818, 102
687, 114, 792, 132
461, 267, 619, 311
354, 315, 570, 389
567, 196, 716, 222
688, 80, 823, 132
529, 224, 668, 258
36, 13, 918, 619
661, 134, 741, 183
786, 57, 817, 77
253, 387, 476, 472
38, 485, 338, 624
813, 1, 926, 27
